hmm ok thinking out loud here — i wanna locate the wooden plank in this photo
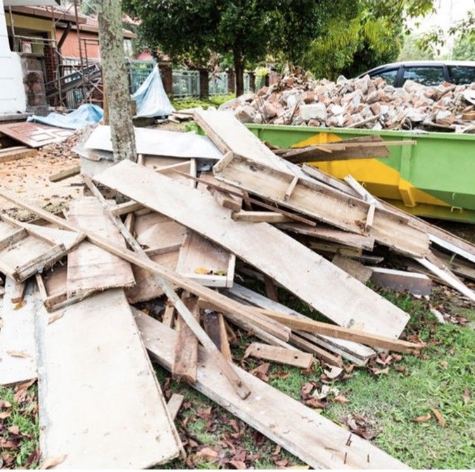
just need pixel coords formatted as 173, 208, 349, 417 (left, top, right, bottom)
0, 278, 37, 386
135, 312, 409, 470
0, 146, 36, 163
332, 255, 373, 284
167, 394, 185, 421
176, 230, 235, 287
225, 284, 376, 365
370, 267, 432, 296
200, 171, 243, 212
66, 197, 135, 297
309, 241, 363, 257
244, 342, 313, 369
0, 220, 68, 282
288, 333, 343, 367
257, 309, 423, 355
232, 211, 294, 224
93, 160, 410, 338
194, 109, 291, 173
414, 252, 475, 302
213, 153, 429, 258
48, 165, 81, 182
172, 292, 200, 383
37, 289, 182, 468
203, 310, 233, 361
301, 164, 361, 198
431, 248, 475, 282
10, 281, 27, 304
278, 223, 375, 251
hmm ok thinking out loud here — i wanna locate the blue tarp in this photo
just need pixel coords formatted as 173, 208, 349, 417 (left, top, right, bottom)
27, 104, 103, 130
131, 65, 175, 118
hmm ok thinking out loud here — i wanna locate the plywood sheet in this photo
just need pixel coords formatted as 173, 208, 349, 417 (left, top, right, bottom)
0, 278, 37, 386
94, 160, 410, 338
66, 198, 135, 296
37, 289, 182, 468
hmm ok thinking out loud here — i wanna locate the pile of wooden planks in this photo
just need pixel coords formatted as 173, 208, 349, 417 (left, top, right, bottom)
2, 109, 475, 468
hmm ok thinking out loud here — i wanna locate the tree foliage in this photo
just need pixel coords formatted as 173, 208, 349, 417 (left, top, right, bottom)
123, 0, 438, 94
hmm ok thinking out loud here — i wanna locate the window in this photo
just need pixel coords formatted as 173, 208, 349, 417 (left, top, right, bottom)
402, 66, 445, 86
448, 66, 475, 85
372, 68, 398, 86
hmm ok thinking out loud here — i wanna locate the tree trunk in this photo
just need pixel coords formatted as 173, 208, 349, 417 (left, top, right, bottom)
97, 0, 137, 162
233, 52, 245, 98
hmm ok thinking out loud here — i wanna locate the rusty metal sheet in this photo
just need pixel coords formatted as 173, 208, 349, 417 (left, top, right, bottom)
0, 122, 74, 148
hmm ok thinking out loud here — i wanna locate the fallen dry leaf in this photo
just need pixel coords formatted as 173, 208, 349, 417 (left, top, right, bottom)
0, 411, 11, 420
413, 414, 432, 423
431, 408, 446, 427
40, 455, 67, 469
13, 300, 26, 310
463, 388, 471, 405
332, 395, 350, 404
196, 447, 219, 460
194, 266, 212, 275
370, 367, 389, 376
0, 400, 12, 409
227, 460, 247, 469
324, 366, 343, 379
7, 350, 30, 358
16, 379, 36, 391
440, 360, 449, 369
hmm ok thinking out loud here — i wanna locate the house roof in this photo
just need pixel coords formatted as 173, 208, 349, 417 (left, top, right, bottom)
6, 5, 136, 38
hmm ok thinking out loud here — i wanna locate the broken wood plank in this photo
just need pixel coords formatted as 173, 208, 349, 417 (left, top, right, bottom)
332, 254, 373, 284
414, 251, 475, 302
0, 278, 37, 386
213, 153, 429, 257
288, 333, 343, 367
10, 281, 27, 304
200, 171, 243, 212
135, 312, 409, 470
38, 289, 182, 468
0, 218, 68, 282
194, 109, 291, 173
244, 342, 313, 369
309, 241, 363, 257
66, 197, 135, 297
167, 394, 185, 421
203, 310, 233, 362
232, 211, 294, 224
370, 267, 432, 296
48, 165, 81, 182
93, 160, 410, 338
278, 222, 375, 251
0, 146, 37, 162
225, 284, 376, 365
257, 309, 424, 355
176, 230, 235, 287
172, 292, 200, 383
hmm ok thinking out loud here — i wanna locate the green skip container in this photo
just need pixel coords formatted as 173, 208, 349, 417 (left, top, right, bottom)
247, 124, 475, 224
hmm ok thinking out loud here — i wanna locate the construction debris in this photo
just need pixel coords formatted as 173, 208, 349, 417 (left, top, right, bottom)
220, 71, 475, 132
2, 107, 475, 469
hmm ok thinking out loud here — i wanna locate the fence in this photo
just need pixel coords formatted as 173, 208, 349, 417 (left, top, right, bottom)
127, 60, 251, 97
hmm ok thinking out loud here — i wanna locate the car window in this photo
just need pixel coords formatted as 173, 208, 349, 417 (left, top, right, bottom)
371, 68, 398, 86
402, 66, 445, 86
448, 65, 475, 85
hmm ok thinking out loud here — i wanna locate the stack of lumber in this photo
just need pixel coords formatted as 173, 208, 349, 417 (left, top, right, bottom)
3, 109, 475, 469
220, 69, 475, 132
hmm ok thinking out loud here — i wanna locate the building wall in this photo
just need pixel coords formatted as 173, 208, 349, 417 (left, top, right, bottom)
56, 29, 100, 60
0, 0, 27, 116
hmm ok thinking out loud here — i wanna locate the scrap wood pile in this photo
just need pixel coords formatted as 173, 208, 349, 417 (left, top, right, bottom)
221, 69, 475, 132
2, 109, 475, 469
